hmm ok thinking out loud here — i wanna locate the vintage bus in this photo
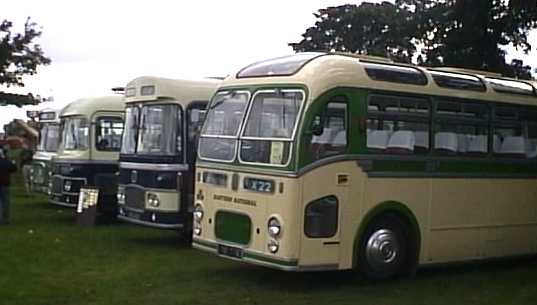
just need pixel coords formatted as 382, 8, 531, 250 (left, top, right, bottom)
116, 76, 219, 233
49, 95, 126, 216
192, 52, 537, 279
28, 108, 62, 194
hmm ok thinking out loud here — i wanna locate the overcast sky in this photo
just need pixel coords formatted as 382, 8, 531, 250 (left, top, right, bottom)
2, 0, 536, 128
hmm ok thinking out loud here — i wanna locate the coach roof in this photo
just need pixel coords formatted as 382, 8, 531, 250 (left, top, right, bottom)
60, 95, 125, 118
124, 76, 221, 105
221, 52, 537, 107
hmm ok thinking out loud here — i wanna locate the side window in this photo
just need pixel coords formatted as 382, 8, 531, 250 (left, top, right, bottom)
367, 94, 430, 154
434, 101, 489, 156
304, 196, 338, 238
309, 97, 347, 161
493, 106, 537, 158
96, 117, 124, 151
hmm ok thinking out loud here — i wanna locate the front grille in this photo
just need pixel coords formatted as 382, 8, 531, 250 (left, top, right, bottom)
215, 211, 251, 245
51, 176, 63, 194
125, 186, 145, 210
65, 178, 85, 194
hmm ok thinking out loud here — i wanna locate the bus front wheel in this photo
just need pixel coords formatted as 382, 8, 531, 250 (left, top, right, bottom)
358, 214, 411, 280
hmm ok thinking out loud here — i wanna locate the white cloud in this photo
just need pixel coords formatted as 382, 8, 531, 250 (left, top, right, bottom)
1, 0, 536, 128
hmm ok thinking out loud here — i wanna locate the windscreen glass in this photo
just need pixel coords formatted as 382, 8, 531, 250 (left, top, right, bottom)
137, 104, 181, 155
37, 123, 60, 152
198, 91, 249, 161
62, 117, 89, 150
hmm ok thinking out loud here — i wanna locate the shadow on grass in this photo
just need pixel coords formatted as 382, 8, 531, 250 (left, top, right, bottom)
124, 233, 191, 250
208, 254, 537, 292
417, 255, 537, 278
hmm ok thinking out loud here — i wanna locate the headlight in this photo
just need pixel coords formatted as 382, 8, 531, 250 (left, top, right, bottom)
64, 181, 72, 192
194, 204, 204, 221
268, 239, 279, 253
268, 217, 281, 237
116, 191, 125, 204
194, 222, 202, 236
147, 193, 160, 207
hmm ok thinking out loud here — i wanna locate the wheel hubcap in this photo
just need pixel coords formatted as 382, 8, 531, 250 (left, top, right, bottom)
366, 229, 399, 271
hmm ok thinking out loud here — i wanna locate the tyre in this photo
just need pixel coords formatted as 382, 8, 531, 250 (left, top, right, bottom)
358, 214, 412, 280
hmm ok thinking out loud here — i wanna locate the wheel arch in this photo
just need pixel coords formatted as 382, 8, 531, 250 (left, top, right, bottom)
352, 200, 421, 271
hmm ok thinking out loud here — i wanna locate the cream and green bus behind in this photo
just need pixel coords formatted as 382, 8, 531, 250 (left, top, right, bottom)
49, 95, 126, 216
116, 76, 219, 234
192, 52, 537, 279
29, 108, 62, 194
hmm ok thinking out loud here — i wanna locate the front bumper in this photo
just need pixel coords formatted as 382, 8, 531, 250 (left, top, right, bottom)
49, 196, 78, 208
49, 175, 86, 208
192, 238, 300, 271
117, 206, 185, 230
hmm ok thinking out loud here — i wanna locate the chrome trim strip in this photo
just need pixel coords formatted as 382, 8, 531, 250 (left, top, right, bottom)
49, 198, 77, 208
238, 142, 294, 168
431, 222, 537, 231
295, 264, 339, 272
240, 257, 299, 272
119, 183, 179, 194
367, 172, 537, 178
119, 162, 188, 171
117, 215, 183, 229
53, 159, 118, 165
198, 90, 249, 163
239, 89, 305, 141
196, 162, 298, 178
204, 90, 251, 138
192, 240, 302, 271
243, 248, 299, 263
200, 134, 237, 139
237, 88, 305, 168
297, 153, 537, 177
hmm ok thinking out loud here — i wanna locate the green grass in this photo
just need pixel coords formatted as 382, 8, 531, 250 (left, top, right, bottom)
2, 175, 537, 305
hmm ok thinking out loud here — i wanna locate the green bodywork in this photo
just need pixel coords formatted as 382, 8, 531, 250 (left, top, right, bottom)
214, 211, 252, 245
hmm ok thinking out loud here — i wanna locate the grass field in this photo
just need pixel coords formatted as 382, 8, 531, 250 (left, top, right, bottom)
2, 176, 537, 305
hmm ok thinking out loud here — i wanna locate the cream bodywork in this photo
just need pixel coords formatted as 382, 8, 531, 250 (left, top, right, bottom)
56, 96, 126, 163
194, 54, 537, 270
195, 166, 303, 264
118, 76, 220, 218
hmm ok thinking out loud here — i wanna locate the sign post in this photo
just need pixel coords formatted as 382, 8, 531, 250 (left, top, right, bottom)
76, 188, 99, 226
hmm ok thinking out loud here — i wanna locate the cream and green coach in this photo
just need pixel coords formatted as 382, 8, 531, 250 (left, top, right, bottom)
29, 108, 62, 194
192, 52, 537, 279
116, 76, 220, 234
49, 95, 126, 216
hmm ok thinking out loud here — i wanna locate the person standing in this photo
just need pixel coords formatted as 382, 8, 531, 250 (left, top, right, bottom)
0, 149, 17, 224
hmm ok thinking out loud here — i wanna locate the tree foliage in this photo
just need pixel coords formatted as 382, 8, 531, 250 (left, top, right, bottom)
290, 0, 537, 79
289, 2, 417, 63
0, 17, 50, 106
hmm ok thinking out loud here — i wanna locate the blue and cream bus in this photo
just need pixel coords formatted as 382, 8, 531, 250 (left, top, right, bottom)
117, 77, 219, 235
50, 95, 126, 216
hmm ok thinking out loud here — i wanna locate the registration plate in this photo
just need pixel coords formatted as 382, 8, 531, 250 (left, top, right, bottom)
218, 244, 244, 259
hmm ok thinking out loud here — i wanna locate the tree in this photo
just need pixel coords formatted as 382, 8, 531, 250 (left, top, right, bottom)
291, 1, 537, 78
0, 17, 51, 107
398, 0, 537, 76
289, 2, 417, 63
